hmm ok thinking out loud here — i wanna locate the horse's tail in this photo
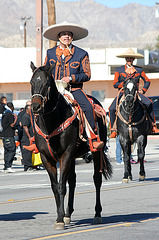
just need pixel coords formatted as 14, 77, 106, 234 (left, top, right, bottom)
101, 151, 113, 180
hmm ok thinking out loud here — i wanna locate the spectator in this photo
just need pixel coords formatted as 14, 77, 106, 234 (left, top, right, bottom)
116, 136, 123, 165
2, 102, 17, 173
0, 96, 7, 114
21, 104, 34, 171
116, 135, 136, 165
16, 101, 31, 161
16, 101, 31, 142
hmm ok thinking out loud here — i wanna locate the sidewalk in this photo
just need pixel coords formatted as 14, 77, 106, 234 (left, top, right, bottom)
0, 156, 24, 173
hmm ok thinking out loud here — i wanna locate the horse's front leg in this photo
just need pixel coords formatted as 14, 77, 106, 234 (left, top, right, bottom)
40, 154, 62, 228
64, 159, 76, 225
53, 154, 73, 229
121, 142, 132, 183
92, 151, 102, 224
137, 136, 147, 181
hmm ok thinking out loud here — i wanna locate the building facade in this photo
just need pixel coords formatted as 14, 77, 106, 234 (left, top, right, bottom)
0, 47, 159, 111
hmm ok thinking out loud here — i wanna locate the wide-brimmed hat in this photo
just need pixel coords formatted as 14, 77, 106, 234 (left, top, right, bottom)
116, 48, 144, 59
43, 21, 88, 41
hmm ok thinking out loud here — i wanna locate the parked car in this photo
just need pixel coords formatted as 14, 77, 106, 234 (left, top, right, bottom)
148, 96, 159, 128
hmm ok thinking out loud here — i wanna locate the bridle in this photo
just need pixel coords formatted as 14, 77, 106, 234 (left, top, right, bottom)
32, 93, 47, 107
31, 70, 52, 112
123, 91, 138, 113
123, 79, 138, 113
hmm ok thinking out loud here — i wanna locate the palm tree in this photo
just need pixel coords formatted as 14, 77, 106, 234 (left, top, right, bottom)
46, 0, 57, 48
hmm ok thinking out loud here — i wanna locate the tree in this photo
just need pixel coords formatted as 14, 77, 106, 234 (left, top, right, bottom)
46, 0, 57, 48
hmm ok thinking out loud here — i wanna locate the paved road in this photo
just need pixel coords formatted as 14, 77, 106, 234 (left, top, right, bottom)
0, 135, 159, 240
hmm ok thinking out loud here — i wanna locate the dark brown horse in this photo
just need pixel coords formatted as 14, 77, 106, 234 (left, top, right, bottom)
30, 62, 112, 229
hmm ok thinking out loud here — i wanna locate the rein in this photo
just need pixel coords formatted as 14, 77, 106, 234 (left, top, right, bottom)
117, 103, 145, 126
32, 93, 47, 109
43, 93, 61, 116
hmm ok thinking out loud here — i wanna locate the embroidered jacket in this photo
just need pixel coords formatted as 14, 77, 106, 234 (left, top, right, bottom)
44, 45, 91, 89
113, 65, 150, 93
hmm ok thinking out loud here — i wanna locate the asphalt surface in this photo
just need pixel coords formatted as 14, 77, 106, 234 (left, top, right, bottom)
0, 135, 159, 240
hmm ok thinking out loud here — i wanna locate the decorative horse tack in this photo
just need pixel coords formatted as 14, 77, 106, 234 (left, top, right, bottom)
32, 111, 78, 161
117, 100, 146, 142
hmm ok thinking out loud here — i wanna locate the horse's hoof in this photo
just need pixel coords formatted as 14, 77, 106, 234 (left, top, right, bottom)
54, 221, 65, 230
139, 175, 145, 181
64, 217, 71, 225
122, 178, 129, 183
93, 217, 102, 224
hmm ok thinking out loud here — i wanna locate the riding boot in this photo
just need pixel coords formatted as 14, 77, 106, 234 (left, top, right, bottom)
82, 113, 104, 152
92, 140, 104, 150
109, 130, 117, 138
151, 123, 159, 133
87, 131, 104, 152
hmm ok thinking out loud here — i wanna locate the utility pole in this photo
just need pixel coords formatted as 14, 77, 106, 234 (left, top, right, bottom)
35, 0, 56, 66
155, 2, 159, 18
21, 16, 32, 47
46, 0, 56, 49
36, 0, 43, 66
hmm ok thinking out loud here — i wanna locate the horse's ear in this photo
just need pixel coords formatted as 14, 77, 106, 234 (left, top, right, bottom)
44, 64, 55, 75
30, 61, 37, 72
133, 76, 140, 82
121, 75, 126, 82
121, 75, 127, 87
48, 63, 55, 74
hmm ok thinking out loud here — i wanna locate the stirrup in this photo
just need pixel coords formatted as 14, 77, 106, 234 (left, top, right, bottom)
152, 125, 159, 133
109, 131, 117, 138
89, 136, 104, 152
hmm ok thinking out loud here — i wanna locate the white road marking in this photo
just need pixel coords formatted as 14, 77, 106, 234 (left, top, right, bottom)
0, 165, 159, 190
0, 180, 122, 190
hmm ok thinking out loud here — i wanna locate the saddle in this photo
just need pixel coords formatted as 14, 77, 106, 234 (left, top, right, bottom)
63, 93, 107, 152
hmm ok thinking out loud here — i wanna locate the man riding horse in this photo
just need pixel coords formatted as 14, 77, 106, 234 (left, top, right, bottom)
109, 48, 159, 138
43, 22, 104, 151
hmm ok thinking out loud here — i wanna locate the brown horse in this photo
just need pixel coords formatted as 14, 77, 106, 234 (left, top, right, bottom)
30, 62, 112, 229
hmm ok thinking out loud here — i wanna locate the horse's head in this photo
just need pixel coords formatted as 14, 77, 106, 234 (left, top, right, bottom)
30, 61, 55, 114
123, 76, 139, 111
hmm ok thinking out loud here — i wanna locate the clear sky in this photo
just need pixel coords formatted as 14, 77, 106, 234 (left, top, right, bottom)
61, 0, 157, 8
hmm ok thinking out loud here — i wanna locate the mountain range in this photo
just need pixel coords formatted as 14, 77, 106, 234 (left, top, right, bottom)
0, 0, 158, 49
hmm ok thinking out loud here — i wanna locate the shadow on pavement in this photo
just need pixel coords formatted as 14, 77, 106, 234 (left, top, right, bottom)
145, 177, 159, 182
67, 212, 159, 229
0, 211, 48, 221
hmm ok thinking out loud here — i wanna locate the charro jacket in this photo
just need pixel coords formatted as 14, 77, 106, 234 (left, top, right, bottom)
44, 45, 91, 89
113, 65, 151, 94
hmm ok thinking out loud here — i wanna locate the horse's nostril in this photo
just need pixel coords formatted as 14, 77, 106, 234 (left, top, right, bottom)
32, 103, 41, 113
